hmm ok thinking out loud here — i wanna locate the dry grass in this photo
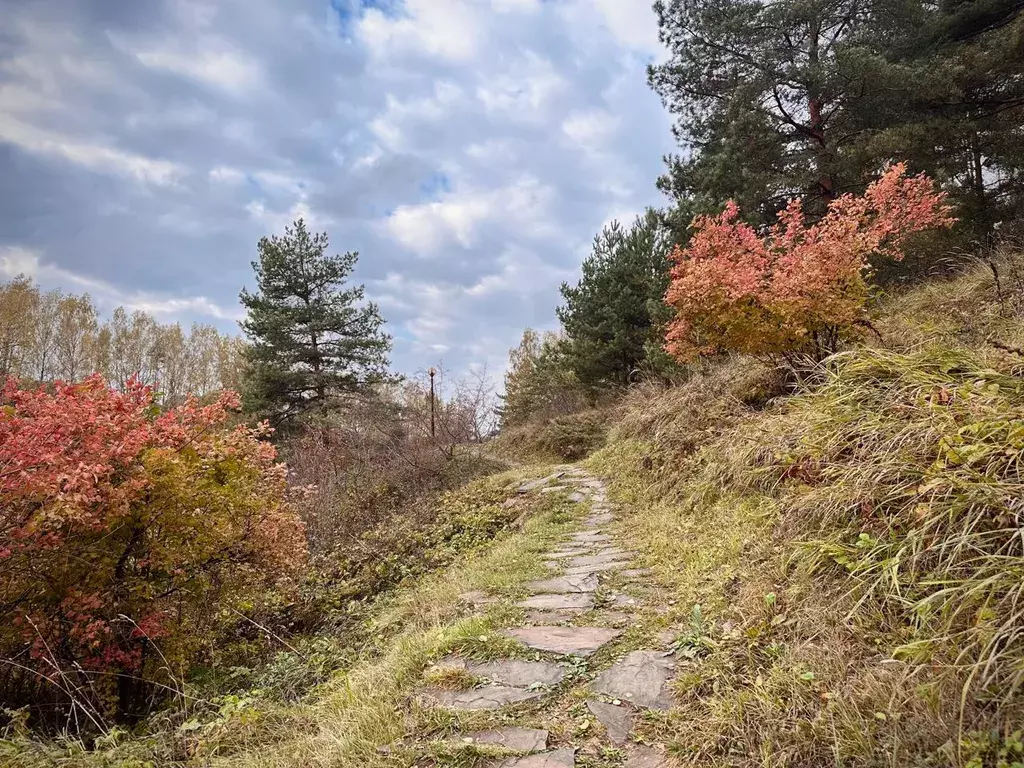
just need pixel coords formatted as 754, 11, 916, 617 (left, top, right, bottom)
877, 248, 1024, 365
581, 254, 1024, 766
13, 253, 1024, 768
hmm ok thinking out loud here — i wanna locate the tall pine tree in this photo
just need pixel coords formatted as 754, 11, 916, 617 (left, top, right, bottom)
239, 218, 391, 428
649, 0, 1023, 235
853, 0, 1024, 232
557, 211, 675, 389
648, 0, 873, 222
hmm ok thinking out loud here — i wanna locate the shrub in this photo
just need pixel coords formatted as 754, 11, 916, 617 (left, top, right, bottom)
537, 411, 608, 461
0, 376, 305, 728
664, 163, 955, 364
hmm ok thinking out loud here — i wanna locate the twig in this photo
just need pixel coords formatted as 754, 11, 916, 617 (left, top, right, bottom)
228, 608, 307, 661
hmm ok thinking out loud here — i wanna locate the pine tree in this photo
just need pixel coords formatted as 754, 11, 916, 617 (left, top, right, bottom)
648, 0, 874, 222
239, 218, 391, 428
853, 0, 1024, 233
556, 211, 675, 389
648, 0, 1023, 234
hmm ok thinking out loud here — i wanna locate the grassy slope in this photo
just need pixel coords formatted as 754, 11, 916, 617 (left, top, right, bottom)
207, 257, 1024, 768
10, 257, 1024, 768
582, 256, 1024, 767
3, 465, 576, 767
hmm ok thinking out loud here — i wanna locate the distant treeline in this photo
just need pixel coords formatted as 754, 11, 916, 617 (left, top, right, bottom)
0, 275, 243, 403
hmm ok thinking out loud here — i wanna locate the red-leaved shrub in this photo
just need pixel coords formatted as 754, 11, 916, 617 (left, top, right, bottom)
664, 163, 956, 363
0, 376, 305, 726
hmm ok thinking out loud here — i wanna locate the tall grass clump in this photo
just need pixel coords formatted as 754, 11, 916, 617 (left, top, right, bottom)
592, 335, 1024, 764
773, 347, 1024, 702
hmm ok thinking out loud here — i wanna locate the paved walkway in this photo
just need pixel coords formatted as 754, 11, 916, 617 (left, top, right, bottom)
408, 467, 678, 767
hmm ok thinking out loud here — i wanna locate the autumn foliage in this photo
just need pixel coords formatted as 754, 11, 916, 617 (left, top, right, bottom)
664, 164, 956, 362
0, 376, 305, 725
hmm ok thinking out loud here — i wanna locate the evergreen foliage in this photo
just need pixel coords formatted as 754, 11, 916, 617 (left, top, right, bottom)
557, 211, 676, 389
649, 0, 1024, 232
239, 219, 391, 428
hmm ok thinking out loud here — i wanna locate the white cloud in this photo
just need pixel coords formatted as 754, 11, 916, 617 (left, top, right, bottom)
559, 0, 662, 55
563, 108, 621, 147
383, 176, 559, 256
0, 247, 242, 321
116, 35, 262, 93
492, 0, 542, 12
209, 165, 245, 184
476, 53, 568, 123
370, 81, 465, 151
358, 0, 484, 63
465, 245, 574, 298
0, 114, 183, 185
590, 0, 662, 52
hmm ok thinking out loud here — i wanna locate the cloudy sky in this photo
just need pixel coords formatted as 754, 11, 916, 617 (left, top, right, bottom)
0, 0, 674, 377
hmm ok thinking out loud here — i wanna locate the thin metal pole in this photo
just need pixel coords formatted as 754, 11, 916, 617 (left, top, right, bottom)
429, 368, 436, 438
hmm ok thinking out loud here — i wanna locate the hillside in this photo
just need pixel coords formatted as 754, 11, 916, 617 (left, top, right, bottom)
214, 252, 1024, 767
2, 1, 1021, 764
9, 254, 1023, 767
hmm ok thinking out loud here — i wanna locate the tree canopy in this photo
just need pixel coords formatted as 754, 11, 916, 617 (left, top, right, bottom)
239, 218, 391, 428
557, 211, 676, 389
649, 0, 1024, 233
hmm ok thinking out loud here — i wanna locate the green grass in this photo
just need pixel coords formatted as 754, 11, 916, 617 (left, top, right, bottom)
14, 255, 1024, 768
584, 341, 1024, 767
199, 491, 581, 768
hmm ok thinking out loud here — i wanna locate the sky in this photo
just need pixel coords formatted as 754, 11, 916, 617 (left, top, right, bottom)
0, 0, 675, 378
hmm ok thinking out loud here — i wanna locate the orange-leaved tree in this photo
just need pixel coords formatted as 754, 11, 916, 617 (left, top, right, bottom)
0, 376, 305, 727
664, 163, 956, 364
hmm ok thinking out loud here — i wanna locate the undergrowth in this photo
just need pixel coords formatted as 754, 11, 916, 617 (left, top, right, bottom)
583, 256, 1024, 767
1, 465, 569, 767
13, 255, 1024, 768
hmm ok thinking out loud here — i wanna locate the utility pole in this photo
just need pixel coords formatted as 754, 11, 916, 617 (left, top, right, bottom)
428, 367, 436, 439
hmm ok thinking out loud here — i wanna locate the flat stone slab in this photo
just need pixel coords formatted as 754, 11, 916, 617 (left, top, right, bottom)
567, 552, 630, 568
518, 473, 565, 493
503, 626, 622, 656
525, 574, 599, 594
459, 727, 548, 752
585, 514, 615, 525
624, 746, 674, 767
540, 485, 569, 494
569, 533, 612, 544
586, 700, 634, 745
591, 651, 676, 710
494, 747, 576, 767
437, 656, 565, 687
545, 549, 593, 559
471, 659, 566, 687
563, 561, 628, 576
568, 491, 587, 502
518, 593, 595, 611
424, 685, 544, 711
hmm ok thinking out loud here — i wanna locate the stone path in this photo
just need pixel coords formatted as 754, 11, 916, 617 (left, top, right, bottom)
408, 466, 678, 767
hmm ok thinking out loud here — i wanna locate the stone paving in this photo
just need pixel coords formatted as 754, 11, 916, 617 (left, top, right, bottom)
410, 467, 678, 767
